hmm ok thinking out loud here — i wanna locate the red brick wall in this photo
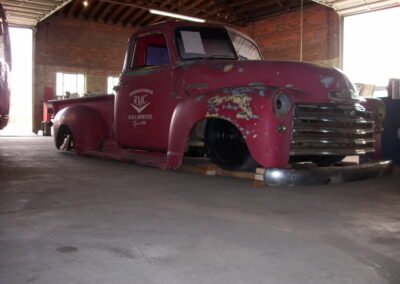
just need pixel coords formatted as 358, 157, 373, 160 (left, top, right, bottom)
35, 16, 133, 71
245, 5, 339, 66
33, 16, 135, 131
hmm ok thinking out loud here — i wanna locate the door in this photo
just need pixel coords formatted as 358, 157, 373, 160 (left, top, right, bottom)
115, 33, 174, 151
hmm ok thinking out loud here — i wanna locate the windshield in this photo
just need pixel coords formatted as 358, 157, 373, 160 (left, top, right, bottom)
175, 27, 237, 60
229, 32, 262, 60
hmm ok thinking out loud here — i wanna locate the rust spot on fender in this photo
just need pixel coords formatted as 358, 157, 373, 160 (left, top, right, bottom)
207, 90, 259, 120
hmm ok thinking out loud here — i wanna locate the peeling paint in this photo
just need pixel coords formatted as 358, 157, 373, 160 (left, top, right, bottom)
223, 64, 234, 72
248, 82, 265, 86
207, 93, 258, 120
196, 95, 205, 102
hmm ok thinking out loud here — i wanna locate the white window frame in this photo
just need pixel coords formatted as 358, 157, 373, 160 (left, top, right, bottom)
56, 72, 86, 98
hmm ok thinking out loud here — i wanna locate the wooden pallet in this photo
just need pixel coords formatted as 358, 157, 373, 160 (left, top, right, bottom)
180, 158, 266, 186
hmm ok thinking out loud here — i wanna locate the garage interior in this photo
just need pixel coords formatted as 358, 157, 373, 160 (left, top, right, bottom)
1, 0, 400, 283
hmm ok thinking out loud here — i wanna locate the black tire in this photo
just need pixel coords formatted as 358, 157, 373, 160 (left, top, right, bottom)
205, 119, 258, 171
55, 125, 74, 151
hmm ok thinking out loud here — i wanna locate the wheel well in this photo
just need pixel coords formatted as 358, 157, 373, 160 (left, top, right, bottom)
55, 125, 71, 149
204, 118, 257, 171
187, 118, 245, 146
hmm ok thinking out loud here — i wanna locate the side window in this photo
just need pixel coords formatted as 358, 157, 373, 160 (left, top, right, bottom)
130, 34, 169, 69
146, 46, 168, 66
229, 32, 262, 61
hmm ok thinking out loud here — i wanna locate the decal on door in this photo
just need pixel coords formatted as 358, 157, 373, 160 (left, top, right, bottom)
128, 88, 153, 127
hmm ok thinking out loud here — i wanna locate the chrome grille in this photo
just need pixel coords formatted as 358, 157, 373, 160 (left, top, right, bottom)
291, 103, 375, 156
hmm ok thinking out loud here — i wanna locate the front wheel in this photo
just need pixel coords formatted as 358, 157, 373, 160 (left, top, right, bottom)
205, 119, 258, 171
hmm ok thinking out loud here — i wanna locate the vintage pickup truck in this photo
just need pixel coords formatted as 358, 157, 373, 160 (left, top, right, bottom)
50, 21, 389, 183
0, 4, 11, 130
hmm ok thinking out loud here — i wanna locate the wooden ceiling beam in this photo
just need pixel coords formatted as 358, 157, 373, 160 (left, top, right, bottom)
230, 0, 256, 8
10, 0, 57, 7
140, 0, 169, 26
236, 1, 281, 14
124, 8, 146, 26
2, 2, 52, 11
96, 3, 115, 21
6, 7, 46, 15
110, 5, 129, 24
245, 2, 309, 22
6, 10, 41, 18
118, 6, 135, 24
67, 0, 83, 17
106, 4, 125, 22
88, 1, 106, 19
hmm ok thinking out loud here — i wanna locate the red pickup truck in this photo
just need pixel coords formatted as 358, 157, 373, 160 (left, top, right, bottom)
50, 21, 386, 177
0, 4, 11, 130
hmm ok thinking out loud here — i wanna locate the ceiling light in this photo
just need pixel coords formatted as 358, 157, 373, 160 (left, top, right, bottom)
83, 0, 89, 8
149, 9, 205, 23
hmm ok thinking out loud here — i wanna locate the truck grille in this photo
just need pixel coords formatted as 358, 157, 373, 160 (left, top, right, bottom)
291, 103, 376, 156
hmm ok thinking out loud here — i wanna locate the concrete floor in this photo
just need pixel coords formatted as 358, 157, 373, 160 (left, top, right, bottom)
0, 136, 399, 284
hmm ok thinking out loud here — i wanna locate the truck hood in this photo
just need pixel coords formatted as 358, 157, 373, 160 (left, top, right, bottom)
177, 60, 358, 103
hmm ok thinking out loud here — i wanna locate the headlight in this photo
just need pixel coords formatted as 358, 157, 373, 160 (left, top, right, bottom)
374, 101, 386, 122
273, 91, 292, 117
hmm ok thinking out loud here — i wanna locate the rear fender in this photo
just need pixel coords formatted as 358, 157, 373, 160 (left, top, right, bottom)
166, 86, 293, 169
53, 105, 105, 155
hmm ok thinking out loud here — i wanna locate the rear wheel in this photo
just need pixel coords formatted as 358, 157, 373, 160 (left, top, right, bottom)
205, 119, 258, 171
55, 126, 74, 151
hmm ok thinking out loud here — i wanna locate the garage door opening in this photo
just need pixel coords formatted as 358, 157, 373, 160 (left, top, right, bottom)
343, 7, 400, 97
1, 27, 33, 135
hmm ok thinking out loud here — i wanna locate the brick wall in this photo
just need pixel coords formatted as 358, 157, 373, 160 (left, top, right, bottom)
33, 16, 134, 132
245, 5, 339, 66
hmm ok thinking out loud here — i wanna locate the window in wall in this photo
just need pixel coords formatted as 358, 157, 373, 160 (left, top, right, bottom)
343, 7, 400, 97
107, 76, 119, 94
56, 72, 85, 98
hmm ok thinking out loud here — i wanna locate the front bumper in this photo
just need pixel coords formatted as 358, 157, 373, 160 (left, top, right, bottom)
263, 160, 393, 186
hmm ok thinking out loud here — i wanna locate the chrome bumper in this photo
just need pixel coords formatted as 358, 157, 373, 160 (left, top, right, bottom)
264, 160, 393, 186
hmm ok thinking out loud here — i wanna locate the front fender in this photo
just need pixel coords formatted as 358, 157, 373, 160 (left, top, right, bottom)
53, 105, 105, 155
166, 86, 294, 169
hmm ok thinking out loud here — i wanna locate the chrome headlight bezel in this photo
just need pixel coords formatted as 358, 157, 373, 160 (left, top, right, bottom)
273, 91, 292, 117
